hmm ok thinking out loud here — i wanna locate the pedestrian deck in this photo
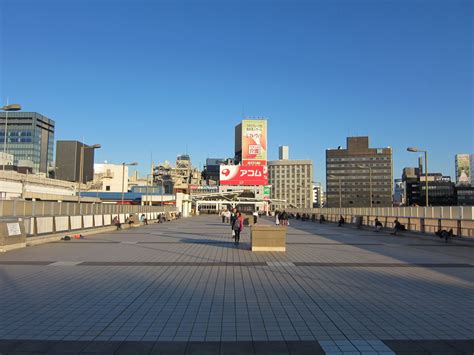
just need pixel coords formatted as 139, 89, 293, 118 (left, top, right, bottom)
0, 215, 473, 354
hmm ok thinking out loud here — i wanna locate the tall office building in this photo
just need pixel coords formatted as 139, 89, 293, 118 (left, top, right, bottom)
0, 112, 55, 173
326, 137, 393, 208
268, 156, 313, 209
56, 141, 95, 183
279, 146, 289, 160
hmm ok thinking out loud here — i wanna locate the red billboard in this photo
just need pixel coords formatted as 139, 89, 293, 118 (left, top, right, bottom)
220, 165, 268, 186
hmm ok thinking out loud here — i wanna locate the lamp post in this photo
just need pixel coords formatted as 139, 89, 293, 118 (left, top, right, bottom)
144, 173, 153, 206
407, 147, 429, 206
121, 162, 138, 204
328, 175, 342, 210
357, 165, 373, 208
1, 103, 22, 172
77, 144, 101, 204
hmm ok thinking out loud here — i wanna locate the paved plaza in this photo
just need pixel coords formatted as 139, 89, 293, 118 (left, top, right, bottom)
0, 215, 473, 354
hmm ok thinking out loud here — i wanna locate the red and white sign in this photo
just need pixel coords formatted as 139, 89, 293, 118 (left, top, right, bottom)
220, 165, 268, 186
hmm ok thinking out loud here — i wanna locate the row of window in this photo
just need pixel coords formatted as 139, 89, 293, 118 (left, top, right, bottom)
327, 169, 391, 174
328, 181, 391, 186
326, 163, 391, 168
327, 188, 392, 192
327, 156, 390, 162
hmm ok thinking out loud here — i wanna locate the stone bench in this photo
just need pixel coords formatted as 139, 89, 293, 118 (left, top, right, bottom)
250, 225, 287, 252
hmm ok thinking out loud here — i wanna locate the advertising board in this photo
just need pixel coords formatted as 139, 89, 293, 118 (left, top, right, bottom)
241, 120, 267, 166
220, 165, 268, 185
455, 154, 470, 184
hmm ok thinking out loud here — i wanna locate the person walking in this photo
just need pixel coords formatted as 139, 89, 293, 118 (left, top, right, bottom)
281, 210, 288, 226
253, 210, 258, 224
233, 211, 244, 245
221, 209, 226, 223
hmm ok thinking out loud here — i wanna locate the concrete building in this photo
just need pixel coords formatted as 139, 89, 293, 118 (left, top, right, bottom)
0, 152, 14, 167
55, 141, 95, 183
0, 112, 55, 174
393, 178, 406, 206
279, 146, 289, 160
153, 155, 202, 194
312, 183, 324, 208
0, 170, 81, 200
93, 163, 129, 193
326, 137, 393, 208
268, 159, 313, 209
203, 158, 228, 184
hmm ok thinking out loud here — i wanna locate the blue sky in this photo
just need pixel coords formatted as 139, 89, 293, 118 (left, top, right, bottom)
1, 0, 472, 185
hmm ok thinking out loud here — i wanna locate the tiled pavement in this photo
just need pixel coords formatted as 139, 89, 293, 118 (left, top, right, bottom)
0, 215, 473, 354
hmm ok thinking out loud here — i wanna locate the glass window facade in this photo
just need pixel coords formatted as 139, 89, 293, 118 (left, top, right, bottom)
0, 112, 55, 174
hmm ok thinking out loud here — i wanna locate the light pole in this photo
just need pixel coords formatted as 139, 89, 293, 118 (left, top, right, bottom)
357, 165, 373, 208
328, 175, 342, 210
121, 162, 138, 204
407, 147, 429, 206
77, 144, 101, 203
1, 103, 22, 172
146, 173, 154, 206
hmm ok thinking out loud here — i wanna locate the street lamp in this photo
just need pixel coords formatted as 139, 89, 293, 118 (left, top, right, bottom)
121, 162, 138, 204
328, 175, 342, 210
357, 165, 373, 208
1, 103, 22, 172
407, 147, 429, 206
77, 144, 101, 203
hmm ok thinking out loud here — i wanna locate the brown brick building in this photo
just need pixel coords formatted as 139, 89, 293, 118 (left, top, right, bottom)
326, 137, 393, 208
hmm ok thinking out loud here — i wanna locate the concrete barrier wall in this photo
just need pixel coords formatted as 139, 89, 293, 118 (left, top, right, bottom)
286, 207, 474, 237
104, 214, 112, 225
23, 218, 34, 235
70, 216, 82, 230
83, 215, 93, 228
36, 217, 54, 234
94, 215, 103, 227
55, 216, 69, 232
0, 200, 175, 218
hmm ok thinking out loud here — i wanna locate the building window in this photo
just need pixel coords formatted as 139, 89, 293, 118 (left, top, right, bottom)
106, 186, 111, 191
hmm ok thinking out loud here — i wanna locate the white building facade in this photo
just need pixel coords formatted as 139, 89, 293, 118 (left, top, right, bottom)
94, 163, 129, 193
268, 159, 313, 209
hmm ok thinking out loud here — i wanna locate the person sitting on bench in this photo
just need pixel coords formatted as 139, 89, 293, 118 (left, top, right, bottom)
112, 216, 121, 230
338, 215, 345, 227
391, 218, 405, 235
374, 218, 383, 232
435, 228, 454, 242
